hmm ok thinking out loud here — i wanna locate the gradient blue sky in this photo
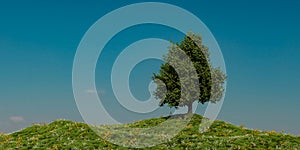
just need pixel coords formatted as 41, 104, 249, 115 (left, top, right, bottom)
1, 0, 300, 134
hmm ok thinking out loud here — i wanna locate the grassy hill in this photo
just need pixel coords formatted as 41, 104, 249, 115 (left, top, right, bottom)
1, 114, 299, 149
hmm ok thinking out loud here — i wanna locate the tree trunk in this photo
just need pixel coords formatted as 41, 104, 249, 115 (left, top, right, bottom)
187, 103, 193, 114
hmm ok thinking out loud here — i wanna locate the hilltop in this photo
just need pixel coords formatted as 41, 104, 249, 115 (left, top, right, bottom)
1, 114, 299, 149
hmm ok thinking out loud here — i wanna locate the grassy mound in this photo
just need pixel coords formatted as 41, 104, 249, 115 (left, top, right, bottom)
1, 114, 299, 149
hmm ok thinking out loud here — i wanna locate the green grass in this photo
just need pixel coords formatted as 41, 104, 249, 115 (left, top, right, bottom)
1, 114, 299, 149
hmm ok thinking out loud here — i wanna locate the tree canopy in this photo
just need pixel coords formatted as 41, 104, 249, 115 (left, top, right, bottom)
152, 32, 226, 114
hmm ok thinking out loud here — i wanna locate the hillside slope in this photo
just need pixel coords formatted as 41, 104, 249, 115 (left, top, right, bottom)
1, 114, 299, 149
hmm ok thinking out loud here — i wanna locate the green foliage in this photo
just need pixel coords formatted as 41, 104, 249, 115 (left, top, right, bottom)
152, 32, 226, 113
1, 115, 300, 149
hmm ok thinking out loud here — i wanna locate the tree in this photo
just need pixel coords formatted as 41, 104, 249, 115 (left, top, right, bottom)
152, 32, 226, 114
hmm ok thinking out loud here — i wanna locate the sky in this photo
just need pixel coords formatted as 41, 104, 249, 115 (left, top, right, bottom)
1, 0, 300, 135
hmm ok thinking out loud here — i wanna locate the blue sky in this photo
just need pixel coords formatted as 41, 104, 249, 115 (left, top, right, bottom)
1, 0, 300, 135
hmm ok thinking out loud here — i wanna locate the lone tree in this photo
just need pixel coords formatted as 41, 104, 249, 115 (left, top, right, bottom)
152, 32, 226, 114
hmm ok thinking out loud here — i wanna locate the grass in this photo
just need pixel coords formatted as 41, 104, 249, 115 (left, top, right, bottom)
1, 114, 300, 149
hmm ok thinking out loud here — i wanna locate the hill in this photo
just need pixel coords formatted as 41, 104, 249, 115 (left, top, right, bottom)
1, 114, 299, 149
